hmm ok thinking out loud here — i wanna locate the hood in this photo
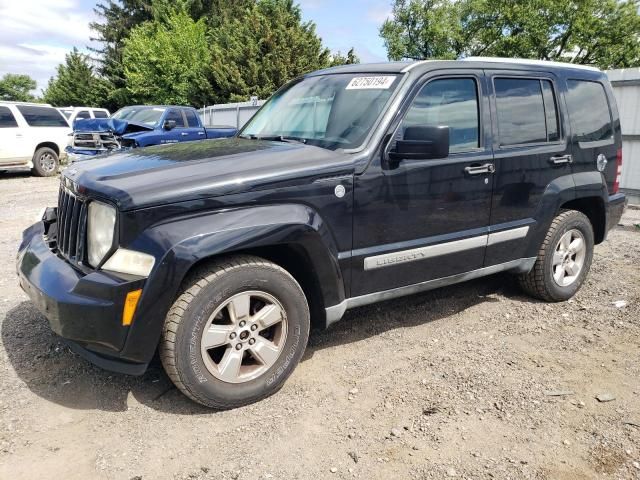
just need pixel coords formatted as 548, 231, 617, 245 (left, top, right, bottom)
73, 118, 154, 135
63, 138, 354, 211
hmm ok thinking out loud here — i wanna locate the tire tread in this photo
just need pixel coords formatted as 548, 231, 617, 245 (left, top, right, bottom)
518, 209, 592, 302
159, 255, 304, 409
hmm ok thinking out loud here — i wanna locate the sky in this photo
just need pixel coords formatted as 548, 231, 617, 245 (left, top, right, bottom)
0, 0, 391, 95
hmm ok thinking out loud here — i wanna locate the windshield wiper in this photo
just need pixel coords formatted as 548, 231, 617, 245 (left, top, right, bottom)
240, 134, 307, 144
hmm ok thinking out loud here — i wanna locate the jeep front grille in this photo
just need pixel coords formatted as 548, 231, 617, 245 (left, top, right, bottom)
57, 185, 87, 262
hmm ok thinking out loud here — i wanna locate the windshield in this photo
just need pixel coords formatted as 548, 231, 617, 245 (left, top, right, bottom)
240, 73, 400, 150
112, 107, 166, 126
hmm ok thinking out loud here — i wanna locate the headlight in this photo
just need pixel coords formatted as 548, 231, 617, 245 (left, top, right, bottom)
102, 248, 155, 277
87, 201, 116, 267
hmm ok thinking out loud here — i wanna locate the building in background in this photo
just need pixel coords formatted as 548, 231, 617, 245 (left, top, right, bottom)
608, 68, 640, 204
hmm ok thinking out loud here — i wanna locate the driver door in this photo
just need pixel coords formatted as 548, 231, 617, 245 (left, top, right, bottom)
351, 71, 495, 296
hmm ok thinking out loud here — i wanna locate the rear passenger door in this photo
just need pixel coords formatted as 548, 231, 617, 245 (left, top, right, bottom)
564, 79, 617, 193
485, 71, 572, 267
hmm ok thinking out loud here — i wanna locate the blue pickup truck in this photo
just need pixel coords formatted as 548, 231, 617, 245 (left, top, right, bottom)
66, 105, 236, 159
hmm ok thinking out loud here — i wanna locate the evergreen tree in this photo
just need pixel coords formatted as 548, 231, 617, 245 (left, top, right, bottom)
210, 0, 355, 102
43, 48, 108, 107
89, 0, 153, 109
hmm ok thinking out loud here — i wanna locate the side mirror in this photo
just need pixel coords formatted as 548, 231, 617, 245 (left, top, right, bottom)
389, 126, 450, 161
163, 119, 177, 130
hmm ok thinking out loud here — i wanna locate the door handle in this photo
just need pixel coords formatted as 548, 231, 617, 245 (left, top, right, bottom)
549, 154, 573, 165
15, 134, 23, 138
464, 163, 495, 175
180, 132, 189, 136
198, 131, 205, 135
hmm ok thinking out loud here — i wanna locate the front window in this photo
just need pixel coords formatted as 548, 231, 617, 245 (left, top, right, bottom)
112, 106, 166, 126
240, 73, 401, 150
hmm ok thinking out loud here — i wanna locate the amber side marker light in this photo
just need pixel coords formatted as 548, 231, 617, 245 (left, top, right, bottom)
122, 289, 142, 326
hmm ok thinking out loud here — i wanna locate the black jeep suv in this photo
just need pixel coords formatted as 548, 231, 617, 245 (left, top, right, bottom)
17, 58, 626, 408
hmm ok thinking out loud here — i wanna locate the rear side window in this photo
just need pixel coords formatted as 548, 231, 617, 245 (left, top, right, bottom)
494, 78, 559, 146
165, 109, 186, 127
75, 110, 91, 120
184, 109, 200, 127
566, 80, 613, 142
93, 110, 109, 119
402, 77, 480, 153
16, 105, 68, 127
0, 106, 18, 127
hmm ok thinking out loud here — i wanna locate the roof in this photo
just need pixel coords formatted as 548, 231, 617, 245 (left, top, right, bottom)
308, 57, 603, 77
118, 105, 194, 109
0, 100, 53, 107
462, 56, 601, 72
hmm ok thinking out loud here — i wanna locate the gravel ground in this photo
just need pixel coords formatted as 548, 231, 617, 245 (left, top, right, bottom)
1, 172, 639, 480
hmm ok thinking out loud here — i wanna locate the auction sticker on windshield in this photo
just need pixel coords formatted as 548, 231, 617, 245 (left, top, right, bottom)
346, 76, 396, 90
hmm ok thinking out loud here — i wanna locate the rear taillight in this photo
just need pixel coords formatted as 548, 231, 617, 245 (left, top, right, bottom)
613, 148, 623, 194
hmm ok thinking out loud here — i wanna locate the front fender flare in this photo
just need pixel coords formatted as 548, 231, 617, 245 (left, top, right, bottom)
120, 204, 345, 364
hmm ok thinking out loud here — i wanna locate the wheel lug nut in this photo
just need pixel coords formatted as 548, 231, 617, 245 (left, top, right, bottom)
248, 338, 255, 345
251, 324, 258, 331
235, 343, 242, 350
239, 320, 246, 327
229, 332, 236, 339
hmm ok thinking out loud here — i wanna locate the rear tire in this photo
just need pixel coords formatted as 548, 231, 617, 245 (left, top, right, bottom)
31, 147, 59, 177
518, 210, 594, 302
160, 255, 310, 409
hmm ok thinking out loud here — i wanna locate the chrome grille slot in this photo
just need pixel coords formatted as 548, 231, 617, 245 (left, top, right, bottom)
57, 185, 87, 262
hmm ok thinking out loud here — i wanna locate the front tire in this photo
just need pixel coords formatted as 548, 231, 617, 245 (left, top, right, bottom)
31, 147, 59, 177
518, 210, 594, 302
160, 255, 310, 409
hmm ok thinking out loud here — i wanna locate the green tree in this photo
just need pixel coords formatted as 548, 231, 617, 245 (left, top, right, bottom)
330, 48, 360, 66
0, 74, 37, 102
381, 0, 640, 69
122, 9, 213, 106
43, 48, 108, 107
210, 0, 355, 102
381, 0, 465, 60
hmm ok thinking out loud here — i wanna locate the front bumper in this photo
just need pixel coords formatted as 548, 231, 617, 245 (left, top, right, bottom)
17, 218, 148, 374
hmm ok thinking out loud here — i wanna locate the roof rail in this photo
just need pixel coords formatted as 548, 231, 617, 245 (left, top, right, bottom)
462, 56, 600, 72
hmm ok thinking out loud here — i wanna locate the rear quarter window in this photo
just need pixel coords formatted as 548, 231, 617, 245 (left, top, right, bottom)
566, 80, 613, 142
75, 110, 91, 120
0, 106, 18, 128
184, 109, 200, 127
16, 105, 69, 127
93, 110, 109, 118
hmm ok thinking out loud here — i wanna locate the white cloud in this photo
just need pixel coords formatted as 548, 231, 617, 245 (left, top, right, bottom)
0, 0, 97, 93
366, 4, 392, 24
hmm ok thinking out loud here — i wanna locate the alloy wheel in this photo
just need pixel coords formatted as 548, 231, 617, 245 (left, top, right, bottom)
39, 152, 56, 173
200, 290, 287, 384
552, 229, 586, 287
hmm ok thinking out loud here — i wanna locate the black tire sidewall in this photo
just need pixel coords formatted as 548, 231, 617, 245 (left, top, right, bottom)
32, 147, 59, 177
174, 265, 309, 407
542, 213, 594, 301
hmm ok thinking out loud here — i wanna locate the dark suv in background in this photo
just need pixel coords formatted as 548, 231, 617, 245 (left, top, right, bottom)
18, 57, 626, 408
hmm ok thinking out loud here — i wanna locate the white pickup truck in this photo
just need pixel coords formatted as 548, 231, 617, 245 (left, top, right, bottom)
0, 101, 71, 176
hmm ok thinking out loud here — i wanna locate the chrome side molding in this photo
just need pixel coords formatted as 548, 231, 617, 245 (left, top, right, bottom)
325, 257, 537, 327
364, 226, 530, 271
